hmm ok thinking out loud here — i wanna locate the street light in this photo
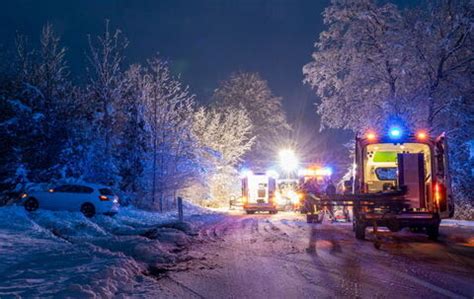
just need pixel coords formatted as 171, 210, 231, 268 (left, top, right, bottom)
279, 149, 299, 175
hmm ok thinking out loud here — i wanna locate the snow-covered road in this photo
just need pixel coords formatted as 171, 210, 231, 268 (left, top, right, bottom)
157, 212, 474, 299
1, 207, 473, 298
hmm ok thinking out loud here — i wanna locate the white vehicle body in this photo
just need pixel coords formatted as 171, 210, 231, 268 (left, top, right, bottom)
241, 172, 277, 214
22, 183, 119, 217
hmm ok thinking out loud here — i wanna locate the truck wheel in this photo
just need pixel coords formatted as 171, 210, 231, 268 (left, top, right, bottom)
81, 203, 96, 218
355, 222, 366, 240
24, 197, 39, 212
427, 224, 439, 241
246, 210, 255, 215
387, 221, 401, 232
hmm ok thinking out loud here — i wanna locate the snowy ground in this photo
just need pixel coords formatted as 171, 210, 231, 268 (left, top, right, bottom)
157, 211, 474, 298
0, 204, 220, 297
1, 207, 473, 298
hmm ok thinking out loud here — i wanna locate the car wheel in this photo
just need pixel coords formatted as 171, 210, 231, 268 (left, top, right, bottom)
24, 197, 39, 212
81, 203, 96, 218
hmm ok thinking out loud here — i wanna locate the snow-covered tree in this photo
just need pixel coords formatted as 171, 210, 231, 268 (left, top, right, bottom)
115, 64, 148, 201
0, 24, 74, 190
143, 55, 197, 211
193, 106, 254, 168
304, 0, 472, 132
192, 106, 254, 203
303, 0, 473, 217
85, 20, 128, 185
212, 72, 290, 168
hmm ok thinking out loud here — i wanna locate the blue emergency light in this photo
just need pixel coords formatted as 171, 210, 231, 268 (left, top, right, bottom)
323, 167, 333, 176
389, 128, 402, 139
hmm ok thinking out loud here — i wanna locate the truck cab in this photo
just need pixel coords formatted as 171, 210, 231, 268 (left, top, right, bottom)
352, 129, 453, 240
241, 171, 278, 214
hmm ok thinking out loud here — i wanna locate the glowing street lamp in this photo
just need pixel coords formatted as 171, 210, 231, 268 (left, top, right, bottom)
279, 149, 299, 175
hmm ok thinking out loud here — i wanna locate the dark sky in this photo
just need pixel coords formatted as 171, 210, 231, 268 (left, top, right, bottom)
0, 0, 326, 115
0, 0, 411, 165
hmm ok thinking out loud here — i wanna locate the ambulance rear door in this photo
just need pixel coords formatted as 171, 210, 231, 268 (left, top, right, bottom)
434, 133, 454, 218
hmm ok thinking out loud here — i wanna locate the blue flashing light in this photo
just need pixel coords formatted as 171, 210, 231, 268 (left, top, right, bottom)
389, 128, 402, 139
323, 167, 333, 176
240, 169, 253, 178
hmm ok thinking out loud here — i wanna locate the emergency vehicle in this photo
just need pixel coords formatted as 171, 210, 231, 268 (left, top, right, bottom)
298, 166, 332, 211
275, 179, 300, 211
241, 170, 278, 214
350, 128, 453, 240
298, 166, 351, 222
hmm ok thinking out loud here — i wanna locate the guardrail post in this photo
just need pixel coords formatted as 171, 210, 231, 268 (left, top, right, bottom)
177, 197, 183, 222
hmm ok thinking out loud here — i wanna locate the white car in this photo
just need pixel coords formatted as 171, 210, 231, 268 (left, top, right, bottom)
21, 183, 120, 217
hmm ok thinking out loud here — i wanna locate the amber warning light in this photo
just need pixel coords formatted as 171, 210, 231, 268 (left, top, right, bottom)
417, 131, 428, 140
366, 132, 377, 141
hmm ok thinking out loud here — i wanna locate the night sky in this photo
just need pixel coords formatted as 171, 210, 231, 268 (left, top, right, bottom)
0, 0, 413, 163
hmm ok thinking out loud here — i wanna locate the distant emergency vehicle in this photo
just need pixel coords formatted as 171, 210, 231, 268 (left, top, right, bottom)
275, 179, 300, 211
298, 166, 351, 222
241, 170, 278, 214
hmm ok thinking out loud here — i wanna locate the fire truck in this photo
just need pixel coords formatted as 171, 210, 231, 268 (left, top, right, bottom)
304, 128, 453, 241
241, 170, 278, 214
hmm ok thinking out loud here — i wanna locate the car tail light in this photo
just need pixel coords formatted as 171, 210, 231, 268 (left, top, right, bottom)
99, 195, 109, 201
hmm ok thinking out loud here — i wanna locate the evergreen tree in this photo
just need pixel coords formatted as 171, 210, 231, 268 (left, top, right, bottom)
85, 20, 128, 186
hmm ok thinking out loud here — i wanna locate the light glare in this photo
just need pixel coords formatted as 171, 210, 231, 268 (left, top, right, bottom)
279, 149, 299, 172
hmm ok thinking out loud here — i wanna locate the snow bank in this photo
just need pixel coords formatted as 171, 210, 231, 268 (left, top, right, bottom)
0, 204, 212, 297
441, 219, 474, 228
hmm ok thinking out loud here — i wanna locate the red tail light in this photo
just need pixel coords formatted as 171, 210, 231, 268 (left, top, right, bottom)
434, 182, 446, 207
99, 195, 109, 201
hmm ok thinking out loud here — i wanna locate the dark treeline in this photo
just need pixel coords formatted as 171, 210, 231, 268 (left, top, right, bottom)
0, 22, 290, 210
